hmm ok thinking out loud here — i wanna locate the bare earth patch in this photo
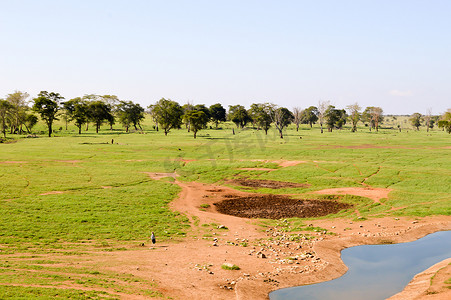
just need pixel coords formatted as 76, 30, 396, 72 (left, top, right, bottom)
142, 172, 178, 180
273, 160, 307, 167
101, 186, 113, 189
231, 179, 309, 189
314, 187, 392, 203
238, 168, 278, 171
56, 160, 82, 163
0, 161, 28, 164
214, 194, 352, 219
39, 191, 64, 195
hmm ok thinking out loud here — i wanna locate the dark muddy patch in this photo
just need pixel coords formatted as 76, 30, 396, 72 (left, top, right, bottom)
231, 179, 309, 189
214, 194, 352, 219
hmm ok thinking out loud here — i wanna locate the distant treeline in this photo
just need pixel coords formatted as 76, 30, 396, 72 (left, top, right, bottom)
1, 91, 450, 140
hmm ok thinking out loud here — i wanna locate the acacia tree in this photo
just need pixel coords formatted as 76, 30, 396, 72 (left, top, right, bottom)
410, 113, 422, 131
248, 103, 272, 134
117, 101, 145, 132
63, 98, 88, 134
87, 101, 113, 133
267, 104, 294, 139
292, 107, 302, 131
317, 100, 330, 133
228, 105, 251, 128
32, 91, 63, 137
346, 102, 361, 132
183, 110, 209, 138
152, 98, 184, 136
362, 106, 383, 131
423, 108, 433, 132
0, 99, 13, 138
325, 105, 347, 132
438, 110, 451, 133
300, 106, 318, 127
6, 91, 29, 134
146, 104, 159, 131
209, 103, 226, 128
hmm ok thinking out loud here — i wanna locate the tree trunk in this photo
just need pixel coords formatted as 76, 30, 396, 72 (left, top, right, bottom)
48, 123, 52, 137
279, 129, 283, 139
164, 129, 168, 136
265, 128, 268, 135
193, 131, 197, 138
78, 125, 82, 134
320, 123, 323, 133
96, 124, 99, 133
86, 123, 89, 131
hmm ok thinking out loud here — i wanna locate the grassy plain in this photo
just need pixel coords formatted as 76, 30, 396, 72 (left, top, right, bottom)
0, 117, 450, 298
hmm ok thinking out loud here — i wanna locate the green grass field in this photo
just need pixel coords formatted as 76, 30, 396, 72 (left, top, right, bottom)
1, 117, 450, 298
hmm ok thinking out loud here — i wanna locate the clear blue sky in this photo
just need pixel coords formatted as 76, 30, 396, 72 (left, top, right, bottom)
1, 0, 450, 114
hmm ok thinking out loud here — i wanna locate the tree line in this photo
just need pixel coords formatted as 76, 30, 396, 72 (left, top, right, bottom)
1, 90, 450, 140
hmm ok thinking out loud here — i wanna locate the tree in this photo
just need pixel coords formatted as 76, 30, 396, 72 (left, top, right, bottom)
228, 105, 251, 128
147, 104, 159, 131
6, 91, 29, 134
87, 101, 113, 133
183, 110, 209, 138
152, 98, 184, 136
437, 110, 451, 134
292, 107, 302, 131
63, 98, 88, 134
410, 113, 422, 131
317, 101, 330, 133
346, 103, 361, 132
267, 104, 294, 138
209, 103, 226, 128
300, 106, 318, 127
362, 106, 383, 131
32, 91, 63, 137
117, 101, 145, 132
325, 105, 347, 132
423, 108, 433, 132
0, 99, 13, 138
23, 114, 38, 134
248, 103, 272, 135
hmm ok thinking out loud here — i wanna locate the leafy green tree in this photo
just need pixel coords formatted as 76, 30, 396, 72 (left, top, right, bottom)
325, 105, 347, 132
23, 114, 38, 134
300, 106, 318, 127
32, 91, 63, 137
147, 104, 159, 131
87, 101, 113, 133
117, 101, 145, 132
410, 113, 422, 130
209, 103, 226, 128
63, 98, 88, 134
228, 105, 251, 128
346, 103, 361, 132
152, 98, 184, 136
437, 110, 451, 134
248, 103, 272, 134
183, 110, 209, 138
267, 104, 294, 138
0, 99, 13, 138
6, 91, 29, 134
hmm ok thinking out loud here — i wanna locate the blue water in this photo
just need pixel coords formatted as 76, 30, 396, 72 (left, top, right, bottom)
270, 231, 451, 300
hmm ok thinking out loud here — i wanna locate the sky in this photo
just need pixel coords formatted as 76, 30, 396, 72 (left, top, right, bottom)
1, 0, 450, 115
